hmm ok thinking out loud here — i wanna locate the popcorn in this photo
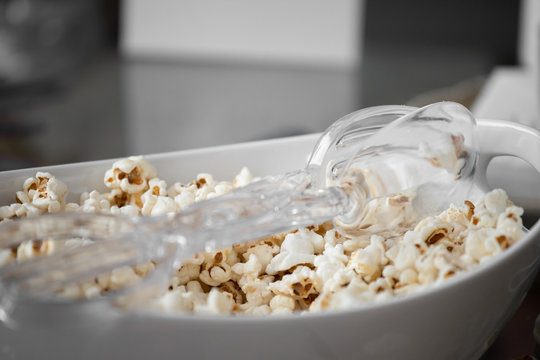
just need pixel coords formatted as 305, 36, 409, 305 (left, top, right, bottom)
419, 133, 467, 175
22, 172, 68, 213
79, 191, 111, 213
18, 203, 41, 217
388, 241, 422, 272
398, 268, 418, 286
482, 189, 511, 216
16, 239, 55, 262
347, 236, 386, 282
413, 217, 452, 246
80, 280, 102, 299
141, 180, 177, 216
173, 188, 196, 211
0, 155, 525, 317
199, 249, 234, 287
172, 263, 202, 287
242, 304, 271, 316
57, 284, 84, 299
197, 287, 236, 315
239, 275, 274, 307
193, 173, 216, 202
269, 266, 316, 300
232, 242, 275, 280
109, 204, 140, 217
155, 286, 194, 312
269, 294, 296, 314
266, 228, 322, 274
109, 266, 140, 291
104, 156, 156, 194
0, 204, 16, 220
0, 249, 14, 267
186, 281, 208, 306
337, 192, 418, 238
134, 262, 156, 277
218, 281, 245, 305
232, 253, 264, 279
211, 182, 234, 197
313, 243, 348, 292
496, 206, 524, 243
233, 167, 254, 188
0, 173, 67, 221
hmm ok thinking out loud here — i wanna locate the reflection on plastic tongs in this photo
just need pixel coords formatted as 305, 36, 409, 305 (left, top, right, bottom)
0, 101, 478, 325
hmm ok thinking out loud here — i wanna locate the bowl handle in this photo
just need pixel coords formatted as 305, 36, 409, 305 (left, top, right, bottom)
475, 119, 540, 190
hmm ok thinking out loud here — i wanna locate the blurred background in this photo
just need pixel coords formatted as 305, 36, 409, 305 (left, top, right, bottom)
0, 0, 539, 357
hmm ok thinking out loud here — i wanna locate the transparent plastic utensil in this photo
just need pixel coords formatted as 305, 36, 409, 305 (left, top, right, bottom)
0, 101, 477, 325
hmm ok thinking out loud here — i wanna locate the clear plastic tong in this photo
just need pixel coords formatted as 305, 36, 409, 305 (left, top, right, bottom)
0, 101, 478, 322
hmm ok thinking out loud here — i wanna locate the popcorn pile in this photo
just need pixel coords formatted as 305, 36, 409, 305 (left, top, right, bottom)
0, 156, 525, 315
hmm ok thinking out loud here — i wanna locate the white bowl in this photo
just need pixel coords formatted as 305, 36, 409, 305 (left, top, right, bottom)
0, 120, 539, 360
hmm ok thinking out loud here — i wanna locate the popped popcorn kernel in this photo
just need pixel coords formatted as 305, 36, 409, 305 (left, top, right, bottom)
104, 156, 156, 194
80, 280, 101, 299
233, 167, 254, 188
173, 190, 196, 211
141, 182, 177, 216
156, 286, 194, 312
172, 263, 201, 287
313, 243, 348, 292
16, 239, 55, 262
269, 294, 296, 314
193, 173, 216, 202
232, 253, 264, 280
110, 266, 140, 291
219, 281, 245, 305
239, 275, 274, 307
80, 190, 111, 213
134, 261, 156, 277
56, 283, 84, 299
269, 266, 316, 301
197, 287, 236, 315
266, 228, 320, 275
242, 304, 271, 315
199, 250, 233, 286
5, 173, 68, 219
0, 204, 18, 220
0, 248, 15, 267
